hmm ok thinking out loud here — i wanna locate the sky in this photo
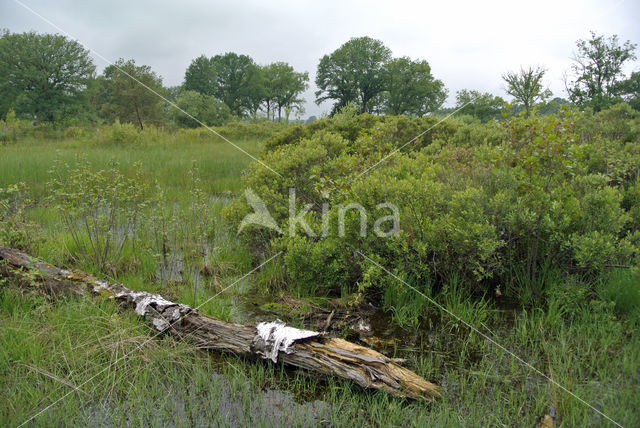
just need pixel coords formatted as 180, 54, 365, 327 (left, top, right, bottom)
1, 0, 639, 118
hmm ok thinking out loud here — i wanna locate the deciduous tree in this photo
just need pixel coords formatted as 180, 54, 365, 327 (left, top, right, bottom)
101, 59, 165, 129
455, 90, 505, 122
565, 32, 637, 112
171, 90, 230, 127
211, 53, 263, 117
316, 37, 391, 114
613, 71, 640, 111
383, 57, 446, 116
183, 55, 217, 96
0, 30, 95, 121
263, 62, 309, 121
503, 66, 551, 117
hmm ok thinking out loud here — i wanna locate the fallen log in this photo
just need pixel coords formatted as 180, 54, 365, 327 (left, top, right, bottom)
0, 246, 440, 400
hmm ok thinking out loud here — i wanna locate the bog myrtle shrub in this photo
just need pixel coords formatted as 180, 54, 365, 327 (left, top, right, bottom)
226, 107, 640, 307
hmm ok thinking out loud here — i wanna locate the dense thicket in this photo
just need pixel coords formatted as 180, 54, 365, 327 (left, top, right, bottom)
225, 104, 640, 313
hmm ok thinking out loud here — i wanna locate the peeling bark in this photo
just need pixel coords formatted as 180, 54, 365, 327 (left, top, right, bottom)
0, 246, 440, 400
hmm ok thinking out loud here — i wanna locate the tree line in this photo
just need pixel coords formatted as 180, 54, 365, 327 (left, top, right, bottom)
0, 29, 638, 129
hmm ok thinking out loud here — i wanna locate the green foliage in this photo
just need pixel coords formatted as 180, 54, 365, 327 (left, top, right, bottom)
0, 109, 19, 143
99, 58, 165, 129
455, 89, 506, 122
598, 269, 640, 324
502, 66, 552, 117
93, 120, 142, 144
0, 183, 40, 252
315, 36, 392, 114
183, 55, 218, 96
614, 71, 640, 111
382, 57, 447, 116
47, 160, 150, 272
184, 55, 308, 120
230, 108, 640, 308
0, 30, 95, 122
315, 37, 447, 116
261, 62, 309, 121
171, 90, 231, 127
566, 32, 638, 112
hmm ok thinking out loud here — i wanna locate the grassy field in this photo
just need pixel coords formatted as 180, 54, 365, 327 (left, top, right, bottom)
1, 128, 639, 427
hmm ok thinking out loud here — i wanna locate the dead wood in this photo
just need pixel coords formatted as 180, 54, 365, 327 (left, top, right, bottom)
0, 246, 440, 400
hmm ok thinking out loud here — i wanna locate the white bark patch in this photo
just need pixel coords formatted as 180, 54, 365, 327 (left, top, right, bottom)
152, 317, 171, 331
92, 280, 110, 292
113, 290, 190, 331
256, 320, 319, 362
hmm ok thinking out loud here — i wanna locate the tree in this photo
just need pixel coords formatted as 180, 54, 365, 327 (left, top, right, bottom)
613, 71, 640, 111
183, 55, 217, 96
171, 90, 230, 127
210, 53, 263, 117
0, 30, 95, 121
565, 32, 637, 112
263, 62, 309, 121
316, 36, 391, 114
502, 66, 552, 117
455, 90, 506, 122
101, 59, 165, 129
537, 97, 570, 116
382, 57, 446, 116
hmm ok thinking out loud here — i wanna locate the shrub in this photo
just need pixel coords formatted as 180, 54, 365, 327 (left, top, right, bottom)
227, 111, 640, 309
171, 90, 231, 128
93, 120, 141, 144
0, 183, 40, 252
47, 159, 150, 272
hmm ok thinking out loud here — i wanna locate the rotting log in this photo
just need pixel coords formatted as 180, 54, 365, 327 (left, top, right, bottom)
0, 246, 440, 400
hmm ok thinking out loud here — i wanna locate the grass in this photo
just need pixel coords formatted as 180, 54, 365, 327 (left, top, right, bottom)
1, 130, 639, 426
0, 131, 262, 198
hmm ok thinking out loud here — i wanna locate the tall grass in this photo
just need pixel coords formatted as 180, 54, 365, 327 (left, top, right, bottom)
1, 128, 639, 426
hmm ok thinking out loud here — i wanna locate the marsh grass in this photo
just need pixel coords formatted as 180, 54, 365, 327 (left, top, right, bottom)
0, 131, 638, 426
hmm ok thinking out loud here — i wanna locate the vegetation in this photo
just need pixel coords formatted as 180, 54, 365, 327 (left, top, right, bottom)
0, 31, 94, 122
455, 90, 506, 122
502, 66, 552, 117
0, 27, 639, 427
566, 31, 638, 112
316, 36, 447, 115
98, 59, 166, 129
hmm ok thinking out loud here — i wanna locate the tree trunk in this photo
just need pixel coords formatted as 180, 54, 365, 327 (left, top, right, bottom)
134, 102, 144, 130
0, 246, 440, 400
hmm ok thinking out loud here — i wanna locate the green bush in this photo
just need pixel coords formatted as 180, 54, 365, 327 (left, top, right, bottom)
0, 183, 40, 252
226, 109, 640, 309
93, 120, 141, 144
47, 159, 150, 272
171, 90, 231, 128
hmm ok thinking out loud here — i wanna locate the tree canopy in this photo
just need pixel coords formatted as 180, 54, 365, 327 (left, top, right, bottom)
100, 59, 165, 129
262, 62, 309, 121
316, 37, 392, 114
315, 37, 446, 116
503, 66, 551, 117
171, 90, 230, 127
614, 71, 640, 111
183, 55, 218, 96
0, 30, 95, 122
383, 57, 447, 116
209, 53, 263, 117
566, 32, 637, 112
455, 90, 506, 122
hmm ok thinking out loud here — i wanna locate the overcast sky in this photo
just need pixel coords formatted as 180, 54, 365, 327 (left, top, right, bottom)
2, 0, 639, 118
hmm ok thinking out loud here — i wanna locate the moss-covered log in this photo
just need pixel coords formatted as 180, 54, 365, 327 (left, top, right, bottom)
0, 246, 440, 400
